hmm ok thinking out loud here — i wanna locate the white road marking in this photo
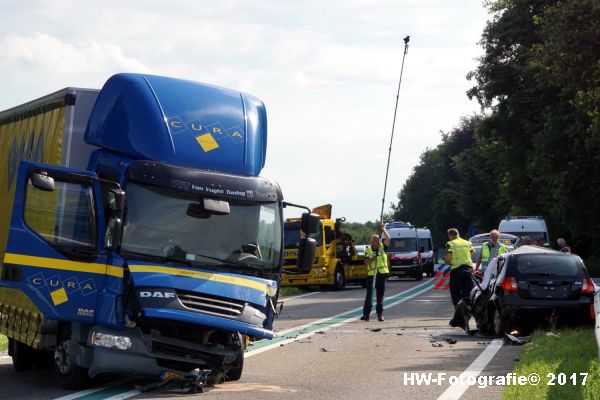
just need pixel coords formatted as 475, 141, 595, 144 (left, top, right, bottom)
282, 291, 321, 301
103, 390, 141, 400
437, 339, 504, 400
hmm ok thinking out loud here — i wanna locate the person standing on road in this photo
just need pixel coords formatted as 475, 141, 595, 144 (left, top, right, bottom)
557, 238, 571, 253
361, 223, 391, 322
475, 229, 507, 272
444, 228, 475, 326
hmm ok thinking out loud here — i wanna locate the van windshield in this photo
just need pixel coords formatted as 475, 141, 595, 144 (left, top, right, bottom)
507, 231, 547, 242
513, 254, 583, 278
387, 238, 417, 253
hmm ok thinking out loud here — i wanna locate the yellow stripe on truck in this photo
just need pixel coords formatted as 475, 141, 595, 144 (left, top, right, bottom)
128, 265, 268, 294
3, 253, 124, 278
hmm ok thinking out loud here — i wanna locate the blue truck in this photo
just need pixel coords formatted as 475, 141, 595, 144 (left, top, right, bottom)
0, 73, 317, 388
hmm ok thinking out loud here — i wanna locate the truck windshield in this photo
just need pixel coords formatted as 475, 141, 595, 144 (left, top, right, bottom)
120, 183, 281, 270
283, 222, 322, 248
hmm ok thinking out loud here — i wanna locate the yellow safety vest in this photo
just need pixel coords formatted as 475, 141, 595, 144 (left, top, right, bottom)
365, 245, 389, 275
446, 237, 474, 269
480, 241, 507, 269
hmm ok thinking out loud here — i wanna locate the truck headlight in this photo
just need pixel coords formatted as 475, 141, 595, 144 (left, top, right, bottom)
91, 332, 132, 350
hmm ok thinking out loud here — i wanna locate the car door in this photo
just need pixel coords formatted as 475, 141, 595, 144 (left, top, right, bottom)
1, 161, 122, 327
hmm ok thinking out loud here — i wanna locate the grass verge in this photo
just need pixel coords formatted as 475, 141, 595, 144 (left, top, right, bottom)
0, 334, 8, 352
501, 328, 600, 400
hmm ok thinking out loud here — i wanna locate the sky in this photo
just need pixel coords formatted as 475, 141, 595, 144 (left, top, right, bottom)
0, 0, 490, 223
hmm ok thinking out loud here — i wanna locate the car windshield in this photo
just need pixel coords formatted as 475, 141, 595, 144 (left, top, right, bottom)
283, 221, 322, 248
513, 254, 582, 278
387, 238, 417, 253
120, 183, 281, 270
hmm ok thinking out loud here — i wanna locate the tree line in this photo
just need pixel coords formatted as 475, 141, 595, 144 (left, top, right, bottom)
389, 0, 600, 273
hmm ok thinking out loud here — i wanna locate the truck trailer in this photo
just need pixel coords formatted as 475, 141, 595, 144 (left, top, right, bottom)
0, 73, 316, 388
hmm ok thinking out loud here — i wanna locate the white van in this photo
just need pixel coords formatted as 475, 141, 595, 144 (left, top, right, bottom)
384, 221, 434, 280
498, 216, 549, 243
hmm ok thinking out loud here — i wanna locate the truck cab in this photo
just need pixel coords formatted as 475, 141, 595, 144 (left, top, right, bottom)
281, 205, 366, 290
0, 73, 317, 388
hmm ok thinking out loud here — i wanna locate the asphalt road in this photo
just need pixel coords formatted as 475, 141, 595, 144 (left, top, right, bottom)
0, 277, 522, 400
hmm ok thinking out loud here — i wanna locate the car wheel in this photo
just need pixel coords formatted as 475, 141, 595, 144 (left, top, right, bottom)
492, 306, 507, 336
334, 266, 346, 290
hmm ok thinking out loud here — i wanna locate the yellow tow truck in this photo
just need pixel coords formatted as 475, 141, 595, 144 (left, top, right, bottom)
282, 204, 366, 290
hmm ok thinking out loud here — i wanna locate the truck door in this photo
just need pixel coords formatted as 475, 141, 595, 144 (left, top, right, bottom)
1, 161, 122, 327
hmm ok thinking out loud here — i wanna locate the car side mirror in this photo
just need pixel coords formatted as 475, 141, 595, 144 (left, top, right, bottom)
301, 212, 320, 235
296, 238, 317, 273
30, 173, 55, 191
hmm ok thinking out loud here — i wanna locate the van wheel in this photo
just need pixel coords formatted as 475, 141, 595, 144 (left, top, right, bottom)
9, 339, 35, 371
55, 327, 91, 389
334, 266, 346, 290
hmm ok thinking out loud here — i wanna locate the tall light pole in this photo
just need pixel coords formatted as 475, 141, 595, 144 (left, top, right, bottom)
379, 35, 410, 224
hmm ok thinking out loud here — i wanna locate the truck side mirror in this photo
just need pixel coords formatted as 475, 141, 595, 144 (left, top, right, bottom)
108, 188, 126, 212
104, 217, 123, 250
296, 238, 317, 273
30, 173, 55, 192
301, 212, 320, 235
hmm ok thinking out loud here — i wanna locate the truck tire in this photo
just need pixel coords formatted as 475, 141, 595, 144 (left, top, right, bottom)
224, 342, 244, 382
54, 328, 91, 389
9, 339, 35, 371
333, 266, 346, 290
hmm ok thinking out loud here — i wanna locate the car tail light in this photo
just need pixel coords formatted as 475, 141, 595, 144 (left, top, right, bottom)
582, 278, 595, 294
501, 277, 518, 292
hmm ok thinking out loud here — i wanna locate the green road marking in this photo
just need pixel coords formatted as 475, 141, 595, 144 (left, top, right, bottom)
248, 279, 435, 353
73, 384, 136, 400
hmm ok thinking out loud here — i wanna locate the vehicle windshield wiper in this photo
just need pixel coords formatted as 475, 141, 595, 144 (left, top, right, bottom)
119, 250, 194, 267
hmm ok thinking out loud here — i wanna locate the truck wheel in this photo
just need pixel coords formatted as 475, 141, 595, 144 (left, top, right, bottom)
225, 342, 244, 382
9, 339, 35, 371
334, 266, 346, 290
54, 328, 91, 389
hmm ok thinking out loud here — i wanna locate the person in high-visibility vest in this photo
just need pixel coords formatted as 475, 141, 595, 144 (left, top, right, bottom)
475, 229, 507, 271
360, 223, 391, 322
444, 228, 475, 328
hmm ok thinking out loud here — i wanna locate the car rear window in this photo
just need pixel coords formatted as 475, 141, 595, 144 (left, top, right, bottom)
513, 254, 583, 278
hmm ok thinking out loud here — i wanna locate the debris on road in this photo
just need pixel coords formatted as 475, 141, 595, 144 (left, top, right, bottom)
320, 348, 336, 352
316, 331, 326, 335
432, 343, 443, 347
370, 328, 382, 332
444, 338, 457, 345
505, 333, 531, 345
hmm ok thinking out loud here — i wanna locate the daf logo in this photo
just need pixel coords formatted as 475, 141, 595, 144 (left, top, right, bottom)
140, 291, 175, 299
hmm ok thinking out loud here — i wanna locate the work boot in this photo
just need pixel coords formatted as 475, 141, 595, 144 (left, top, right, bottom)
377, 314, 384, 322
360, 315, 369, 321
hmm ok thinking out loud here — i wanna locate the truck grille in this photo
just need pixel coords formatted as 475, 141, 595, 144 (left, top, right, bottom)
176, 290, 245, 317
